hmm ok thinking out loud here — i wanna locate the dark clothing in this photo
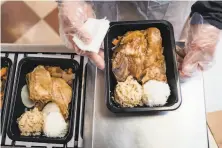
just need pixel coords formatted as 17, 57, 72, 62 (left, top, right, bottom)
191, 1, 222, 29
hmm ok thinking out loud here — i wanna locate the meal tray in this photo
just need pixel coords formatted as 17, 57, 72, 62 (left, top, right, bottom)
7, 57, 80, 143
104, 20, 182, 113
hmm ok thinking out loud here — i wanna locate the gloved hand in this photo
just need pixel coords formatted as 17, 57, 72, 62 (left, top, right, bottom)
177, 13, 221, 78
58, 1, 105, 70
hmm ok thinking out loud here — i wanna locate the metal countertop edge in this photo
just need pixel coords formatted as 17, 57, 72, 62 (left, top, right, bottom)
82, 61, 97, 148
1, 44, 74, 53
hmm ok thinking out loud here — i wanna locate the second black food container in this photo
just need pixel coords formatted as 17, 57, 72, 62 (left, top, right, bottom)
104, 20, 182, 113
1, 57, 12, 129
7, 57, 79, 143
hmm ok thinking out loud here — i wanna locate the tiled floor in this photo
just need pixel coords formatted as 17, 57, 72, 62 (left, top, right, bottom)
208, 111, 222, 148
208, 127, 219, 148
1, 1, 62, 44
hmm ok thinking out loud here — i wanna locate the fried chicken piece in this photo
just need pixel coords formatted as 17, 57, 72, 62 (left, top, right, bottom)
27, 66, 52, 103
0, 67, 8, 109
27, 66, 73, 119
51, 78, 72, 119
0, 67, 7, 77
141, 64, 167, 84
45, 66, 63, 78
146, 27, 162, 54
45, 66, 74, 85
112, 27, 167, 84
112, 31, 147, 81
112, 52, 130, 82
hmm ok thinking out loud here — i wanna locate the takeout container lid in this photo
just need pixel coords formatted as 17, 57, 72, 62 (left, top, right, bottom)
104, 20, 182, 113
7, 57, 79, 143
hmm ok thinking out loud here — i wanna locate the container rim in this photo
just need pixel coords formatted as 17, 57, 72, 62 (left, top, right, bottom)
104, 20, 182, 113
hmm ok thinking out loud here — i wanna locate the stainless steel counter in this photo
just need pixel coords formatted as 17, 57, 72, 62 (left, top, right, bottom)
1, 43, 209, 148
83, 63, 208, 148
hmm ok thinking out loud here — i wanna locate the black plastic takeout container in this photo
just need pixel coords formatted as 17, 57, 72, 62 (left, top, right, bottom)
1, 57, 12, 125
104, 20, 182, 113
7, 57, 79, 143
1, 57, 12, 110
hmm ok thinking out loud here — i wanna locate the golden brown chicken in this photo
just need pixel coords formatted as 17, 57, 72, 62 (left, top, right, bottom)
45, 66, 74, 86
0, 67, 8, 109
51, 77, 72, 119
26, 66, 72, 119
27, 66, 52, 103
112, 27, 167, 84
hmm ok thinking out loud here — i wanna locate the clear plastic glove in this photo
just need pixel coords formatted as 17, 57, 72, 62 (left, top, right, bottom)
177, 13, 221, 78
58, 1, 105, 70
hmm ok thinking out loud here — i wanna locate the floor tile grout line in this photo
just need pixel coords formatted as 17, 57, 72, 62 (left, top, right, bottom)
24, 1, 58, 19
207, 123, 219, 148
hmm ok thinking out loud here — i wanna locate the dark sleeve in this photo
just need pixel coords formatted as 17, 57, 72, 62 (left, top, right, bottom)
191, 1, 222, 29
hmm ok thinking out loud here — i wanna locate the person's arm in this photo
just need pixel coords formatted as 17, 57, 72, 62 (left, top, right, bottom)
178, 1, 221, 78
57, 1, 105, 70
191, 1, 222, 29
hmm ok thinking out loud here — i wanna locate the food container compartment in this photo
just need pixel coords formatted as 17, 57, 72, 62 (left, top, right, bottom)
7, 57, 79, 143
1, 57, 12, 124
104, 20, 182, 113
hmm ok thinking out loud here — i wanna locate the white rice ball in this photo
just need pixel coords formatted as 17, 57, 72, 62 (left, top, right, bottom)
42, 102, 60, 117
142, 80, 170, 107
43, 112, 67, 138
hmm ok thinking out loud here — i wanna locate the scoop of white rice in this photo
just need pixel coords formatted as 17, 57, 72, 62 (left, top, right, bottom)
42, 102, 60, 117
142, 80, 170, 107
43, 112, 67, 137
